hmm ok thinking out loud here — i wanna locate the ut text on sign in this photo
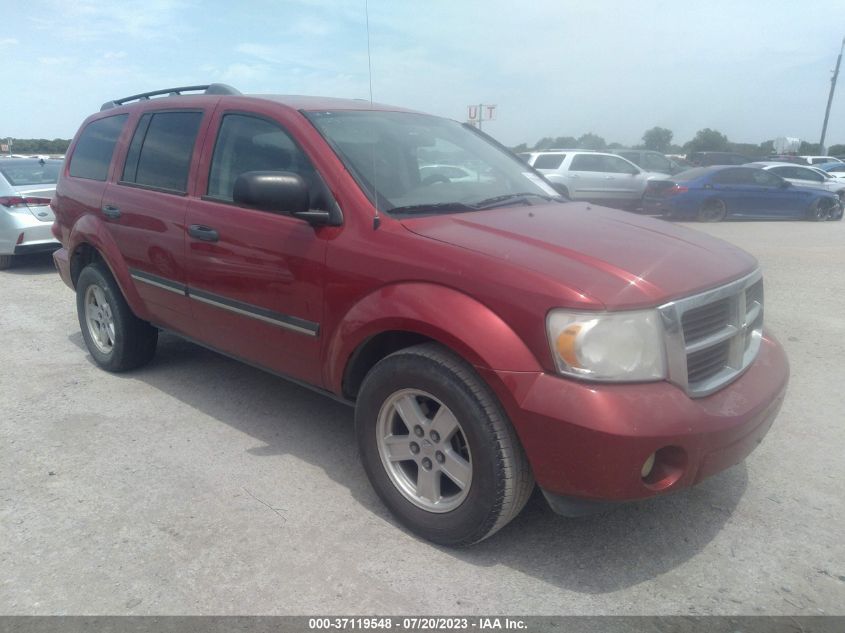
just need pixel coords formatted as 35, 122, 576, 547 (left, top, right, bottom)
467, 105, 497, 121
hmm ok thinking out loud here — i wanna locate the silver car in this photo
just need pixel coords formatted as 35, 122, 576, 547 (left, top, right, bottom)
525, 151, 665, 210
0, 158, 61, 269
748, 161, 845, 203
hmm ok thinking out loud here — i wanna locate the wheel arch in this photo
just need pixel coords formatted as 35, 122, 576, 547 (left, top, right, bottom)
67, 215, 151, 321
327, 283, 544, 399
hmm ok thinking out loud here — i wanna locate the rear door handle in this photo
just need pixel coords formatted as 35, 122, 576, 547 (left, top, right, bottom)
102, 204, 121, 219
188, 224, 219, 242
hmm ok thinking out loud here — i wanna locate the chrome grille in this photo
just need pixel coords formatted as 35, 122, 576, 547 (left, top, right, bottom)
658, 269, 763, 397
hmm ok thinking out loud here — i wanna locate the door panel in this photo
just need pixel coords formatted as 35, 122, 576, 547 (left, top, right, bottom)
185, 199, 326, 385
184, 111, 330, 386
101, 183, 192, 331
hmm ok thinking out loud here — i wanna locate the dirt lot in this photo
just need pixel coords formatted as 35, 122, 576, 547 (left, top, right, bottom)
1, 220, 843, 615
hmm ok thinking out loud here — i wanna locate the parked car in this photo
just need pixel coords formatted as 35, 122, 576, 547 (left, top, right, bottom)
613, 149, 685, 175
747, 162, 845, 203
0, 158, 62, 269
52, 84, 789, 545
524, 150, 664, 209
816, 161, 845, 180
766, 154, 809, 165
797, 155, 843, 165
419, 164, 484, 183
686, 151, 752, 167
643, 166, 841, 221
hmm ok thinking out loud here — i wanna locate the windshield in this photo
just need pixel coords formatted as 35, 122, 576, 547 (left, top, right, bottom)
305, 110, 560, 215
0, 160, 60, 186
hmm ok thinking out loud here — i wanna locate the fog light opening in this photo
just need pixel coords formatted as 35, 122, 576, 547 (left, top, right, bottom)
641, 452, 656, 478
642, 446, 687, 490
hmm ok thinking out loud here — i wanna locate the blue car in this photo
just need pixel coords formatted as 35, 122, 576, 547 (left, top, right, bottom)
643, 166, 842, 222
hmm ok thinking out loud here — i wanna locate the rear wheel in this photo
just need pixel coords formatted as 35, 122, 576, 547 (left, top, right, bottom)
355, 343, 534, 546
697, 198, 727, 222
76, 263, 158, 371
0, 255, 12, 270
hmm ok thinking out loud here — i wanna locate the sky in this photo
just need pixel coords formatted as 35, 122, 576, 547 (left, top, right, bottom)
2, 0, 845, 149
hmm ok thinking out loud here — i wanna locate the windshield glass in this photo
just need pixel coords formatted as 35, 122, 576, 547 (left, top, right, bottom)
305, 110, 560, 215
0, 160, 61, 186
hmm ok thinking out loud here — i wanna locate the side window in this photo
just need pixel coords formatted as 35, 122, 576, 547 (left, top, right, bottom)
643, 153, 671, 172
616, 152, 639, 165
750, 170, 782, 187
533, 154, 565, 169
121, 111, 203, 193
68, 115, 128, 181
602, 155, 638, 174
569, 154, 603, 172
711, 168, 747, 185
795, 168, 824, 182
208, 114, 317, 203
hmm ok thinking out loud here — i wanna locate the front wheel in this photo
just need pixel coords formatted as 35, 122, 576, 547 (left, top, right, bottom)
76, 263, 158, 372
807, 198, 832, 222
355, 343, 534, 546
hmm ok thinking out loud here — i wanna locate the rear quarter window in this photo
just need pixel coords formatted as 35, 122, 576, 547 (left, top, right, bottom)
68, 114, 128, 181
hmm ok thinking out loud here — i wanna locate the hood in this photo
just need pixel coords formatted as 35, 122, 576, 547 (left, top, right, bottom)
400, 202, 757, 309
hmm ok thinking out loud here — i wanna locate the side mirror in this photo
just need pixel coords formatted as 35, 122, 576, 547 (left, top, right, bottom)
233, 171, 332, 226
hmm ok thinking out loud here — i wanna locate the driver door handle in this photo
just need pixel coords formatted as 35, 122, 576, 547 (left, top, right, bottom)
188, 224, 219, 242
102, 204, 121, 219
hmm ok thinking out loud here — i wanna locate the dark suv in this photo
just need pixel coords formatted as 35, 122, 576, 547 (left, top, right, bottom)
51, 84, 789, 545
687, 151, 752, 167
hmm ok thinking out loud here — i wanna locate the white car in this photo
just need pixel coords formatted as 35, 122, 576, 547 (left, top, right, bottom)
419, 164, 484, 183
798, 155, 843, 165
525, 151, 665, 210
749, 162, 845, 203
0, 158, 61, 269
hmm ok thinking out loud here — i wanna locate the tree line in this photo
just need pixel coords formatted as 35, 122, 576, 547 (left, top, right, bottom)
1, 138, 71, 154
511, 127, 845, 157
4, 130, 844, 159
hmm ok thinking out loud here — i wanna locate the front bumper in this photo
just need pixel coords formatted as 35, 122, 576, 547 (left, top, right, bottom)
480, 333, 789, 506
0, 209, 59, 256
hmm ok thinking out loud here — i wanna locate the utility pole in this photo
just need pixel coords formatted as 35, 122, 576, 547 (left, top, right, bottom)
819, 37, 845, 154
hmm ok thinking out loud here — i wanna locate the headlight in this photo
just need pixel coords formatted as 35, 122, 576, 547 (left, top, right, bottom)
546, 309, 666, 381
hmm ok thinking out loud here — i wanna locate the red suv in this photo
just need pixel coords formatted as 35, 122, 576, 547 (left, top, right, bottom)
51, 84, 789, 545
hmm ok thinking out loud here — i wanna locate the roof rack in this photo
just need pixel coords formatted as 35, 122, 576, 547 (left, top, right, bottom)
100, 83, 241, 111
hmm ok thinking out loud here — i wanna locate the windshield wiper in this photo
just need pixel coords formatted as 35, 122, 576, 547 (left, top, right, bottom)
387, 202, 476, 215
472, 192, 559, 210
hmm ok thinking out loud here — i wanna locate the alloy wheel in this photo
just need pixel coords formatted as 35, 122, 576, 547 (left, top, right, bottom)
376, 388, 473, 513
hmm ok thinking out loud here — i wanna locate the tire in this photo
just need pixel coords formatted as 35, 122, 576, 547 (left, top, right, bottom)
697, 198, 727, 222
0, 255, 12, 270
76, 263, 158, 372
807, 198, 831, 222
355, 343, 534, 546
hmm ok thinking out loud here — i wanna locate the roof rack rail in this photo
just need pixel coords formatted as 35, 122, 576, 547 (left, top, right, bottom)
100, 83, 241, 111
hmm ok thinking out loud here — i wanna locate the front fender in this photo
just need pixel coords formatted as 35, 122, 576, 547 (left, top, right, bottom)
68, 215, 151, 321
325, 282, 543, 394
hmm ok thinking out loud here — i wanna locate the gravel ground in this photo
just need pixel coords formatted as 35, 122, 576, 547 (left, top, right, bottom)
1, 220, 843, 616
